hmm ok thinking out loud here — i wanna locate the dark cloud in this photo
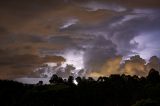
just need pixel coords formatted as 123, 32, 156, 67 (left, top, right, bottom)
0, 49, 65, 79
84, 36, 117, 71
43, 55, 66, 63
0, 26, 8, 34
63, 8, 160, 58
48, 36, 73, 46
0, 0, 160, 81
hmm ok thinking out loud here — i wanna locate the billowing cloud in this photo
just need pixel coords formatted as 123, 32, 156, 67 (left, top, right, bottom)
122, 55, 147, 76
88, 56, 122, 77
0, 0, 160, 82
122, 55, 160, 77
83, 36, 117, 71
88, 55, 160, 77
0, 49, 65, 79
146, 56, 160, 72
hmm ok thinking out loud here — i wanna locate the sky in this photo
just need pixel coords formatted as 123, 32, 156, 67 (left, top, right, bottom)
0, 0, 160, 83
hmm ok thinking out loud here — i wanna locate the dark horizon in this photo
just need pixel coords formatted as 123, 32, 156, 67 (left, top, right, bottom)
0, 68, 160, 106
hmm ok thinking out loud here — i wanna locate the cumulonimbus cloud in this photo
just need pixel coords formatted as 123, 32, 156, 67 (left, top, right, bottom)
88, 55, 160, 78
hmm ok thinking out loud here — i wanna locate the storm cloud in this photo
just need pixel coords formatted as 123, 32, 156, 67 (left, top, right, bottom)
0, 0, 160, 82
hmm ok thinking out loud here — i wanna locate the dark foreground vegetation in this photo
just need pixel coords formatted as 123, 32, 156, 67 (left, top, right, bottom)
1, 69, 160, 106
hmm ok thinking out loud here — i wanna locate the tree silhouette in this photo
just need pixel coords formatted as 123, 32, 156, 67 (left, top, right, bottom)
147, 68, 160, 83
0, 69, 160, 106
76, 77, 82, 84
49, 74, 59, 84
68, 76, 74, 85
37, 81, 43, 85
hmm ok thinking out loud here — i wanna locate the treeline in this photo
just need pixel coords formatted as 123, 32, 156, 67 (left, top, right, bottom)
0, 69, 160, 106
